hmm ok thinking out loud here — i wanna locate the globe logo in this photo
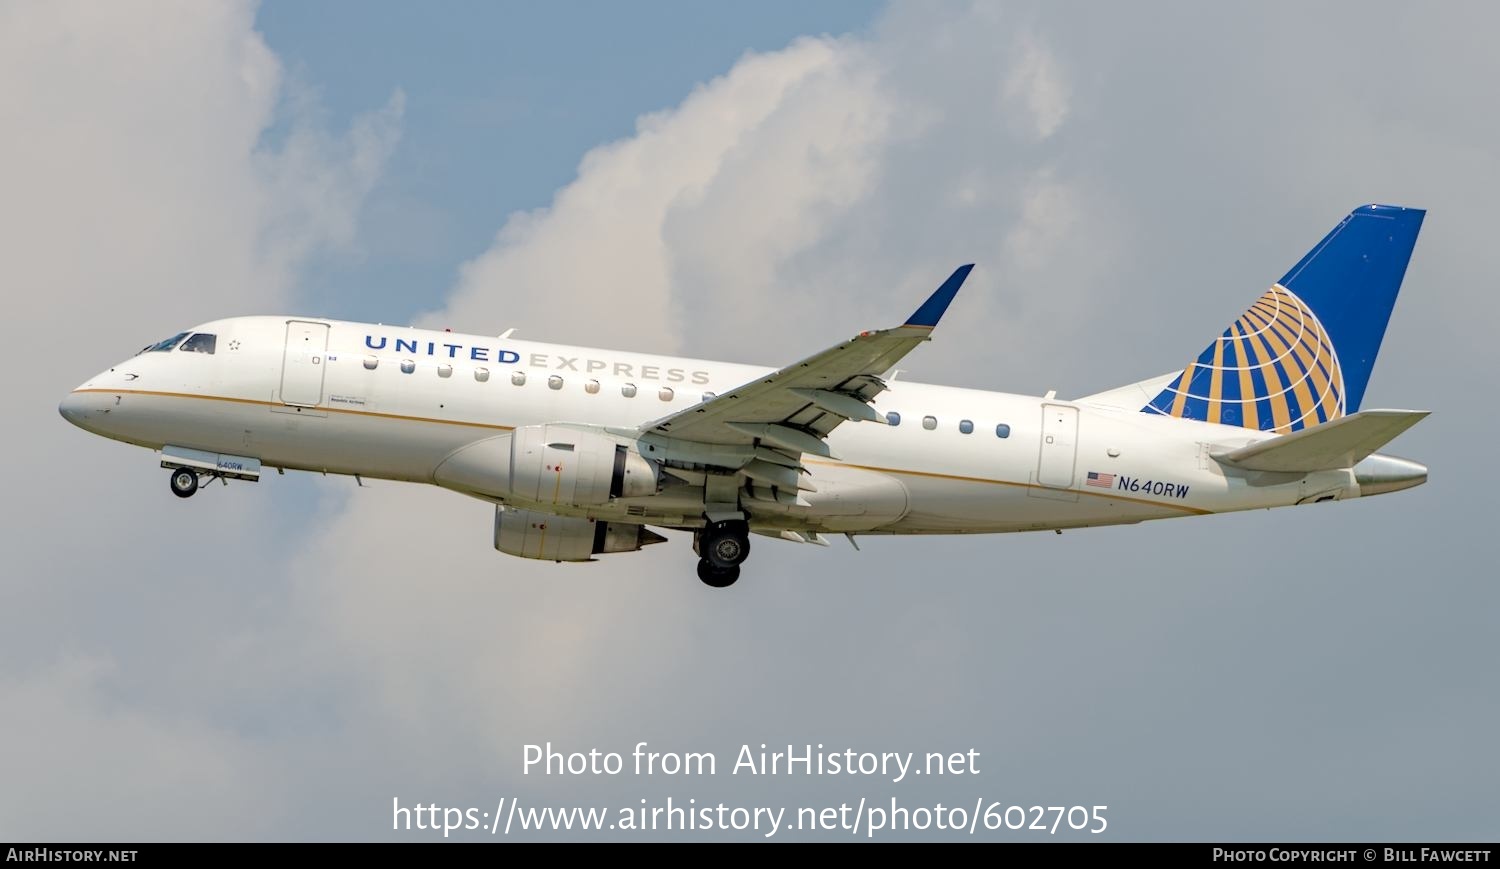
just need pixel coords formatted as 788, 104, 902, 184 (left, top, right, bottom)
1146, 284, 1345, 433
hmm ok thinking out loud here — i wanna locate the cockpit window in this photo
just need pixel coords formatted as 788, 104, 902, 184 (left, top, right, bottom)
179, 333, 217, 354
139, 332, 189, 354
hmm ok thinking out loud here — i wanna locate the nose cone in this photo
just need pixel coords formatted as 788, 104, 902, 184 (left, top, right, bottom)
59, 390, 89, 427
1354, 454, 1428, 496
59, 386, 114, 435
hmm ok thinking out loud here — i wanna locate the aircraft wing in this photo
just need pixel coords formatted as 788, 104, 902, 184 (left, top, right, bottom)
642, 265, 974, 456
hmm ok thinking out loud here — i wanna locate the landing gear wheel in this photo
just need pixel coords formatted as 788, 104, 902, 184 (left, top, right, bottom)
169, 467, 199, 499
697, 559, 740, 588
700, 521, 751, 568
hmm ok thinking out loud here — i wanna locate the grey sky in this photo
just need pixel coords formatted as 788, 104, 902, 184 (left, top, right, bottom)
2, 1, 1495, 841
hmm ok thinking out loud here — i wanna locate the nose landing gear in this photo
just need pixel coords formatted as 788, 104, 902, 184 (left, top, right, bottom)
167, 466, 233, 498
160, 448, 261, 499
169, 467, 200, 498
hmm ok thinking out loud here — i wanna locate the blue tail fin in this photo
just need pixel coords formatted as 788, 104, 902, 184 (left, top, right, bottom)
1143, 204, 1424, 433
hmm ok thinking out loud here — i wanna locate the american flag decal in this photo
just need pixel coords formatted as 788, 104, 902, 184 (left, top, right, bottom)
1086, 471, 1115, 489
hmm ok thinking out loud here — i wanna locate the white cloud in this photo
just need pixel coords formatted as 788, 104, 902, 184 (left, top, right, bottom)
0, 0, 400, 837
255, 88, 406, 282
0, 658, 281, 840
284, 10, 1095, 782
1002, 32, 1070, 140
9, 0, 1496, 841
429, 37, 863, 352
275, 9, 1500, 839
1001, 168, 1079, 273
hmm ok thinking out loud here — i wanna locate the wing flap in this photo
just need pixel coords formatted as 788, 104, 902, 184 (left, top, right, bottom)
1212, 409, 1429, 472
752, 529, 831, 546
789, 388, 889, 424
726, 422, 836, 457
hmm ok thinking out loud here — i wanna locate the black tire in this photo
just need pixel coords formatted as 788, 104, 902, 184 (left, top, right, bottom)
697, 559, 740, 589
169, 468, 199, 499
701, 525, 751, 568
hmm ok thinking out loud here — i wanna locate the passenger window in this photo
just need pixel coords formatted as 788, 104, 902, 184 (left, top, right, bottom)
179, 333, 217, 354
622, 383, 638, 398
659, 387, 674, 401
585, 379, 600, 394
886, 411, 901, 426
995, 423, 1011, 439
922, 415, 938, 430
959, 419, 974, 434
511, 371, 526, 386
363, 356, 378, 370
400, 360, 415, 374
548, 375, 564, 390
474, 367, 490, 382
437, 364, 453, 378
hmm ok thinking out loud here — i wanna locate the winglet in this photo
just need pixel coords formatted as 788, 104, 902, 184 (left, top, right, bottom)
904, 264, 974, 328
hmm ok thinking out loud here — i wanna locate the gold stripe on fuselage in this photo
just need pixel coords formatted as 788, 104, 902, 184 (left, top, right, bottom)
78, 389, 1213, 517
69, 388, 516, 431
806, 460, 1212, 516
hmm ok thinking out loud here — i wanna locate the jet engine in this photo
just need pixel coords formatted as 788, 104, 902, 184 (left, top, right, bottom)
508, 424, 660, 506
494, 507, 667, 562
433, 424, 661, 508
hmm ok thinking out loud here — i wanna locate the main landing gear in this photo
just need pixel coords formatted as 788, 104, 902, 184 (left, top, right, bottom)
695, 519, 750, 589
696, 560, 740, 589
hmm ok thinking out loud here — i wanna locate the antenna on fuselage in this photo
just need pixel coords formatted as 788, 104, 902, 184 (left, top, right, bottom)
499, 328, 517, 339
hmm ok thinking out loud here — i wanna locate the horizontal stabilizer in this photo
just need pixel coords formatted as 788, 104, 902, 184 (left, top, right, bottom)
1212, 409, 1428, 472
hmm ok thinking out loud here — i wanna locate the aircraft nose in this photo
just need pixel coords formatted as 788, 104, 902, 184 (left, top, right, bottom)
59, 388, 111, 432
59, 391, 87, 426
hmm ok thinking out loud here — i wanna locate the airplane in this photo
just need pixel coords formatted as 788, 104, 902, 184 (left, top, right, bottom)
60, 204, 1429, 588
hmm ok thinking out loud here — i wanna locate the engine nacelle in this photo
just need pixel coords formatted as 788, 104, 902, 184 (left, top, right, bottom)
433, 424, 660, 508
509, 424, 660, 507
494, 507, 667, 562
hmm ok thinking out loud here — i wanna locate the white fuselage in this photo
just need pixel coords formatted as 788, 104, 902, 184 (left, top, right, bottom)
61, 316, 1385, 535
